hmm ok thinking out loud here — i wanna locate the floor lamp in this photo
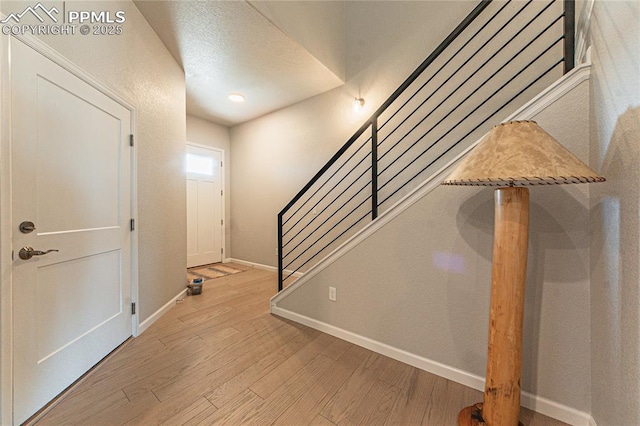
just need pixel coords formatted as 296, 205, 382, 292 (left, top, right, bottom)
442, 120, 605, 425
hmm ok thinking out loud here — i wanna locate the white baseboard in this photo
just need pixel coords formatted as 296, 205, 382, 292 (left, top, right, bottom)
271, 306, 593, 426
137, 288, 187, 335
228, 258, 303, 278
519, 391, 594, 426
229, 258, 278, 273
270, 305, 484, 388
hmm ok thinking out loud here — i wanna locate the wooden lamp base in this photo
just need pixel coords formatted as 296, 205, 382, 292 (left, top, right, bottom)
459, 187, 530, 426
458, 403, 485, 425
458, 403, 524, 426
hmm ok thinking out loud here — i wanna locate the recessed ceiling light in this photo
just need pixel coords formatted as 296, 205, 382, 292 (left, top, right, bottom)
228, 93, 245, 103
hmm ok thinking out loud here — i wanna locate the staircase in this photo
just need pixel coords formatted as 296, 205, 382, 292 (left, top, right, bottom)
277, 0, 575, 290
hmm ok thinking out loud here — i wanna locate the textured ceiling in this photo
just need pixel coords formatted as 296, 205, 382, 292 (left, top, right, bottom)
134, 1, 345, 126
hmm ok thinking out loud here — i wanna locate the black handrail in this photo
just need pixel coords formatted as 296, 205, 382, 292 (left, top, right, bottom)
278, 0, 575, 291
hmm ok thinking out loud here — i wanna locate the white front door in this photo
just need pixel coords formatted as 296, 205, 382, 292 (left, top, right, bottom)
10, 38, 133, 424
186, 144, 223, 268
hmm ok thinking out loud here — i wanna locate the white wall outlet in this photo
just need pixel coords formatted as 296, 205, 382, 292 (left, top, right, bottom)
329, 286, 337, 301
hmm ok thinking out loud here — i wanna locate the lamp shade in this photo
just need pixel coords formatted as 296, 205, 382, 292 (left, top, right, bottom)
442, 120, 605, 186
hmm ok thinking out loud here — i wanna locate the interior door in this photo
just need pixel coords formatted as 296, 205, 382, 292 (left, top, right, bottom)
186, 144, 222, 267
10, 38, 133, 424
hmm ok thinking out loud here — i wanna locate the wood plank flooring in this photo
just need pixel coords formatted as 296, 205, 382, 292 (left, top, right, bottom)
32, 265, 568, 425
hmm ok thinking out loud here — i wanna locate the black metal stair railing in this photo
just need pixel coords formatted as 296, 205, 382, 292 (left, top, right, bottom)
278, 0, 575, 291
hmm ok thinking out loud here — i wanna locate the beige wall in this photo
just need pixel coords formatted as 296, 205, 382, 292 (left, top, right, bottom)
277, 81, 593, 413
186, 114, 232, 256
589, 1, 640, 424
1, 1, 188, 321
230, 1, 477, 267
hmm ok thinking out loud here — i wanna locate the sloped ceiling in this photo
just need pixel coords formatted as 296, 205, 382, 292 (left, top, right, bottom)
134, 0, 346, 126
249, 1, 346, 81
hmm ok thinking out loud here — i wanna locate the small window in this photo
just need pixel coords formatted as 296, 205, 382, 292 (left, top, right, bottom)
186, 153, 213, 175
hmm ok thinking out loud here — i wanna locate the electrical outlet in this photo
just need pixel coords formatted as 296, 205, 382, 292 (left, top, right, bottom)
329, 287, 337, 301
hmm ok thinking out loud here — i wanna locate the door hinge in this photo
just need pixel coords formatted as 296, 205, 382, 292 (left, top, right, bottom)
130, 218, 135, 231
221, 248, 224, 254
221, 190, 223, 196
221, 219, 224, 226
131, 302, 136, 315
221, 161, 223, 167
129, 134, 134, 147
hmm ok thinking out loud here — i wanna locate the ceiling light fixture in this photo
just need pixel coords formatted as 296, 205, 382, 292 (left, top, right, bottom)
353, 97, 365, 113
228, 93, 245, 103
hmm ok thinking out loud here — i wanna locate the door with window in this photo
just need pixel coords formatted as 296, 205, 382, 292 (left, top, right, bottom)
186, 144, 223, 267
10, 38, 133, 424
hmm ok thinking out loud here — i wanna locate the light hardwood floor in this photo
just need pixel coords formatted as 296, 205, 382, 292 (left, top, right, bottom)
32, 265, 568, 425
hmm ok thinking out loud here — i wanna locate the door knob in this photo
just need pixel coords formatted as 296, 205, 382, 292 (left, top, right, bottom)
18, 246, 59, 260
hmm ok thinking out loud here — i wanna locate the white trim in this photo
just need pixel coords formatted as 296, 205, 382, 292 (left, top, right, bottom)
271, 306, 593, 426
229, 258, 303, 278
271, 62, 591, 306
130, 114, 139, 337
0, 28, 13, 426
505, 61, 591, 121
575, 0, 595, 66
230, 258, 277, 272
185, 140, 223, 152
185, 142, 226, 264
10, 33, 137, 110
0, 32, 139, 424
137, 288, 188, 335
519, 392, 593, 426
